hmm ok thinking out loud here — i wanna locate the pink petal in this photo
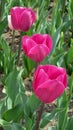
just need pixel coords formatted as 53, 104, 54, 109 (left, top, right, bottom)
43, 34, 53, 50
31, 34, 44, 44
33, 68, 48, 90
27, 8, 36, 24
28, 44, 49, 62
40, 65, 64, 80
22, 36, 36, 54
35, 80, 65, 103
56, 68, 67, 87
8, 15, 14, 30
19, 10, 32, 31
10, 7, 25, 30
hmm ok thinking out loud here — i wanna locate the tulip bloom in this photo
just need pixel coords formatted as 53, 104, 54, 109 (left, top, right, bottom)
22, 34, 52, 62
8, 7, 36, 31
33, 65, 67, 103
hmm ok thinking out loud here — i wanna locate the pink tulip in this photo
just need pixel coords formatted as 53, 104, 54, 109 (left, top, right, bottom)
8, 7, 36, 31
33, 65, 67, 103
22, 34, 52, 62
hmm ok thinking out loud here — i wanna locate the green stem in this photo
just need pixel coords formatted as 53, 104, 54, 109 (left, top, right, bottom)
0, 0, 2, 21
60, 103, 68, 130
12, 101, 14, 108
35, 102, 44, 130
11, 30, 15, 53
62, 0, 66, 18
36, 62, 40, 69
17, 32, 22, 66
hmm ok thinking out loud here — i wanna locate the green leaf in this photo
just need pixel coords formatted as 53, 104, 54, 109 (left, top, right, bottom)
0, 37, 10, 74
67, 46, 73, 64
66, 116, 73, 130
0, 97, 7, 118
57, 92, 68, 130
0, 18, 7, 35
40, 108, 64, 128
50, 25, 62, 56
23, 55, 36, 77
50, 20, 72, 57
5, 68, 20, 102
3, 104, 23, 122
28, 94, 41, 113
25, 117, 32, 130
0, 119, 9, 126
12, 123, 25, 130
0, 121, 25, 130
70, 0, 73, 16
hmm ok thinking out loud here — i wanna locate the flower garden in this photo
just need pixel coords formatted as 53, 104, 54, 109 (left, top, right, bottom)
0, 0, 73, 130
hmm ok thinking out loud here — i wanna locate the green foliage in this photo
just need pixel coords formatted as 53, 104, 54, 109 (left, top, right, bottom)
0, 0, 73, 130
3, 104, 24, 122
5, 68, 24, 103
0, 18, 7, 35
57, 92, 68, 130
66, 116, 73, 130
22, 55, 36, 78
28, 94, 41, 113
0, 36, 17, 75
40, 108, 64, 128
0, 120, 25, 130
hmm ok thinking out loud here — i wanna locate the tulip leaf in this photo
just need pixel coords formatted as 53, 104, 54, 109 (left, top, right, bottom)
57, 92, 68, 130
11, 123, 25, 130
23, 55, 36, 77
0, 119, 9, 126
0, 18, 7, 35
50, 20, 72, 57
3, 104, 23, 122
67, 46, 73, 64
66, 116, 73, 130
0, 121, 25, 130
40, 108, 64, 128
5, 68, 24, 102
50, 25, 63, 56
28, 94, 41, 113
70, 0, 73, 16
25, 117, 32, 130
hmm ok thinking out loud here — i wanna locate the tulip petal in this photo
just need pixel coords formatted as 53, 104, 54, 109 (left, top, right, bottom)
26, 8, 36, 24
35, 80, 65, 103
8, 15, 14, 30
41, 65, 64, 79
19, 10, 32, 31
33, 68, 48, 90
57, 72, 67, 87
10, 7, 25, 30
37, 65, 67, 87
33, 65, 67, 103
22, 37, 36, 54
31, 34, 44, 44
43, 34, 52, 50
28, 44, 49, 62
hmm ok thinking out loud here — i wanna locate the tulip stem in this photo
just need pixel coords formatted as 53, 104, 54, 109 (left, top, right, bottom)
35, 102, 44, 130
17, 32, 22, 66
11, 30, 15, 53
36, 62, 40, 68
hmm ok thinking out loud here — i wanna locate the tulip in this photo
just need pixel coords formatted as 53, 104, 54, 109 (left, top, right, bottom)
33, 65, 67, 103
22, 34, 52, 62
8, 7, 36, 31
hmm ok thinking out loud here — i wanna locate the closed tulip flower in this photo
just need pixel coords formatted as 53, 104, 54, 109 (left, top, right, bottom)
33, 65, 67, 103
22, 34, 52, 62
8, 7, 36, 31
